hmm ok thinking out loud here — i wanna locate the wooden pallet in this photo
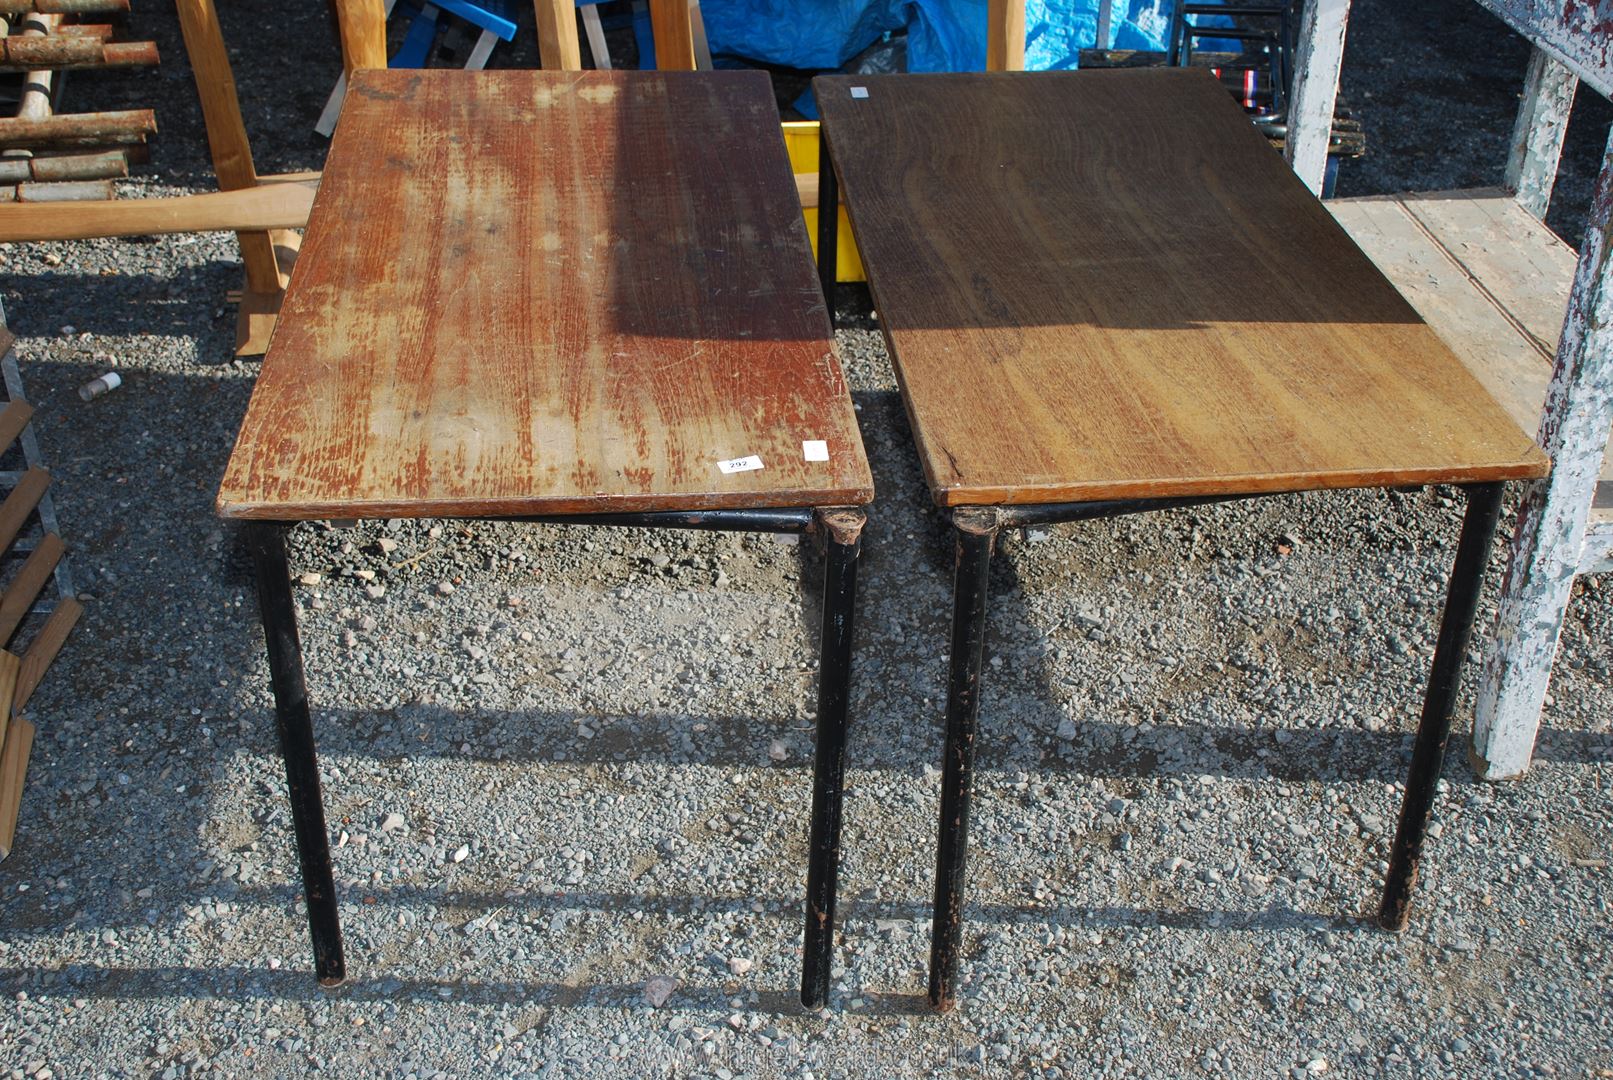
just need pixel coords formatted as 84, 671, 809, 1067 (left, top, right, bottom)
0, 325, 80, 860
1330, 188, 1613, 504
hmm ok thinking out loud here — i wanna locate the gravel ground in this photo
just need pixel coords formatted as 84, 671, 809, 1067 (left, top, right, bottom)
1, 1, 1610, 1078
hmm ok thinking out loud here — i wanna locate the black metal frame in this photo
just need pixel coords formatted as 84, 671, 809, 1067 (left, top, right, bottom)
245, 504, 866, 1009
924, 483, 1506, 1009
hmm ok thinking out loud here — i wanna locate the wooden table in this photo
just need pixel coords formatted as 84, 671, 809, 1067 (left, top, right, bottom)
219, 68, 873, 1008
814, 68, 1549, 1009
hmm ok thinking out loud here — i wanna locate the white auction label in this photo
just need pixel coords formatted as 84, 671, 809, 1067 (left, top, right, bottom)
717, 455, 764, 474
850, 86, 869, 99
802, 440, 829, 462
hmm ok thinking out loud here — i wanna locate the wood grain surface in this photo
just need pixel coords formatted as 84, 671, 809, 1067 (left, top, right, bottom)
219, 70, 871, 520
817, 69, 1548, 506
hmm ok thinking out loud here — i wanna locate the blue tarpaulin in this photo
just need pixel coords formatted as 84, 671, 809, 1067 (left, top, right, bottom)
700, 0, 1216, 75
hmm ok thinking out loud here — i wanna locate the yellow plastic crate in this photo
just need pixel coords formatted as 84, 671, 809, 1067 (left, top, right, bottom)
782, 120, 865, 283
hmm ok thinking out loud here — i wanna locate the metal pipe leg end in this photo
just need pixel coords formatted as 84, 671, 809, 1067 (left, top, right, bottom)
800, 507, 865, 1010
1376, 483, 1505, 933
927, 510, 998, 1012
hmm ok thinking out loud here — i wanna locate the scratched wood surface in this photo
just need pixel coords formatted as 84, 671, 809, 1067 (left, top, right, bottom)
219, 70, 871, 520
817, 69, 1548, 507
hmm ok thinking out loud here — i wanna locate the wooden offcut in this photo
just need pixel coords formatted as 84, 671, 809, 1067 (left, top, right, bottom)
0, 35, 158, 70
0, 0, 128, 12
219, 70, 872, 521
0, 400, 32, 452
0, 469, 49, 553
0, 714, 34, 861
648, 0, 696, 70
0, 533, 62, 646
816, 69, 1547, 507
12, 598, 80, 716
175, 0, 297, 354
0, 174, 317, 241
0, 108, 155, 148
0, 651, 15, 762
534, 0, 581, 70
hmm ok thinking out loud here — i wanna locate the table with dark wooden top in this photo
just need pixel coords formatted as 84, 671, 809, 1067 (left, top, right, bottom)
219, 68, 873, 1008
814, 67, 1550, 1009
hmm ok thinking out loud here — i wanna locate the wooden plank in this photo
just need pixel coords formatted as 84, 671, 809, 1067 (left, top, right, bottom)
0, 401, 34, 457
648, 0, 696, 70
0, 652, 15, 767
0, 533, 61, 647
0, 178, 318, 242
1472, 0, 1613, 100
0, 36, 158, 70
0, 109, 155, 149
1396, 189, 1579, 354
0, 469, 48, 556
816, 70, 1546, 507
13, 598, 79, 717
1284, 0, 1351, 193
0, 714, 33, 861
218, 71, 872, 519
1327, 195, 1555, 438
534, 0, 582, 70
1506, 47, 1576, 219
986, 0, 1025, 71
1333, 189, 1612, 490
175, 0, 282, 295
0, 0, 127, 12
334, 0, 389, 77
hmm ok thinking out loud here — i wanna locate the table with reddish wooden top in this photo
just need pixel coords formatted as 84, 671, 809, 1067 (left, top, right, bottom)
219, 68, 873, 1007
813, 68, 1549, 1009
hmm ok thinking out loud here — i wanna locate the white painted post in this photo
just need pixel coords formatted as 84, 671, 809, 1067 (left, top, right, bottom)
1505, 46, 1577, 220
1284, 0, 1351, 195
1095, 0, 1113, 49
1472, 126, 1613, 781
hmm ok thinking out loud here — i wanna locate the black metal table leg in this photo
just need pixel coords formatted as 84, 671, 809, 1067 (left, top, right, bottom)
800, 508, 866, 1009
245, 521, 346, 986
928, 507, 999, 1010
817, 123, 839, 322
1379, 482, 1506, 930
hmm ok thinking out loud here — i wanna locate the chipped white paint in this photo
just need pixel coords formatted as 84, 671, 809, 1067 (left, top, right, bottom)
1582, 508, 1613, 573
1284, 0, 1351, 194
1505, 47, 1577, 219
1473, 0, 1613, 100
1473, 124, 1613, 781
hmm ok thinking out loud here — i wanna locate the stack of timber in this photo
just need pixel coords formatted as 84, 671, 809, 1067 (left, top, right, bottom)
0, 0, 159, 204
0, 325, 80, 861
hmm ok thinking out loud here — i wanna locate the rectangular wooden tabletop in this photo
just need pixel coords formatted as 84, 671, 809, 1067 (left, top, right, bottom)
816, 69, 1548, 507
218, 69, 872, 520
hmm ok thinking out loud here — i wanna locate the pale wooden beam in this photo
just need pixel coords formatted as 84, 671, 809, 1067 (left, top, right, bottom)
986, 0, 1025, 71
1505, 46, 1576, 220
0, 176, 319, 241
175, 0, 299, 353
334, 0, 388, 78
648, 0, 695, 70
1284, 0, 1351, 195
535, 0, 581, 70
1474, 124, 1613, 780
